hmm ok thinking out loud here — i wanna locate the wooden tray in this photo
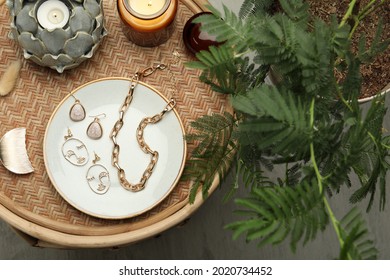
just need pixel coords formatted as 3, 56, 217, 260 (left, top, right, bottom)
0, 0, 228, 248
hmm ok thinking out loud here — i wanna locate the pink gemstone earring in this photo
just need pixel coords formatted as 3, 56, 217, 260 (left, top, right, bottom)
86, 113, 106, 140
69, 95, 86, 122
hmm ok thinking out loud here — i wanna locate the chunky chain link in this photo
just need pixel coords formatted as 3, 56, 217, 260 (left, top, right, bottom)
110, 64, 176, 192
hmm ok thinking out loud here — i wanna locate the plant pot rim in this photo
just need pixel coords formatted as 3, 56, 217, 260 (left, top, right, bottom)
358, 84, 390, 104
268, 68, 390, 104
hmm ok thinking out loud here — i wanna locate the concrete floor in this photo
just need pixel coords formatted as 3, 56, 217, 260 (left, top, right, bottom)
1, 0, 390, 260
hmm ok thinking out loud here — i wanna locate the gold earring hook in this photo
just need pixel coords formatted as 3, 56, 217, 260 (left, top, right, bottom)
92, 152, 101, 165
70, 95, 80, 102
64, 128, 73, 140
89, 113, 106, 119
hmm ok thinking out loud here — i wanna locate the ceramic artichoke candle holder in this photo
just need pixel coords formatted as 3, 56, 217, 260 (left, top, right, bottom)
6, 0, 107, 73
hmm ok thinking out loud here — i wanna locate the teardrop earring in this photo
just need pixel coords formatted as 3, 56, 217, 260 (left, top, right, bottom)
69, 95, 86, 122
86, 113, 106, 140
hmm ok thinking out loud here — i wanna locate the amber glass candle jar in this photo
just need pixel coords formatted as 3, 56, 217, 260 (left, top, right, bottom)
118, 0, 178, 47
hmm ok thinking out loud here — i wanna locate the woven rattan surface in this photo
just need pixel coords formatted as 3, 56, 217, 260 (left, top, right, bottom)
0, 0, 228, 239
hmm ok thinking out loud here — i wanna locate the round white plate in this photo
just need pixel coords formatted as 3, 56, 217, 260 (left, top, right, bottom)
44, 78, 186, 219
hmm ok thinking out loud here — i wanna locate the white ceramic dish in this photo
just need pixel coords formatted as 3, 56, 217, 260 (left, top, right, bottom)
44, 78, 186, 219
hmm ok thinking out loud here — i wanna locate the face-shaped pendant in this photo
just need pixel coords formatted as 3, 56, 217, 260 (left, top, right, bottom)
86, 164, 110, 195
62, 138, 89, 166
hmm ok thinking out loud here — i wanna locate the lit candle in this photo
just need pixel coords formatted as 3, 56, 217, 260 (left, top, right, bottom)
118, 0, 178, 47
37, 0, 70, 30
129, 0, 168, 19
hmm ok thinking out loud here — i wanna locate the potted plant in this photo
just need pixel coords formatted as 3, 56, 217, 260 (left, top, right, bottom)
184, 0, 389, 259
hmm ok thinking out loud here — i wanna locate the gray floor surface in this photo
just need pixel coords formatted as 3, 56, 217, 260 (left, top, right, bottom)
1, 0, 390, 260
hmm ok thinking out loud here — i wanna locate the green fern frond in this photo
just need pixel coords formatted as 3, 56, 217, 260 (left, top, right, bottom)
193, 5, 250, 53
239, 0, 274, 20
253, 15, 300, 75
345, 96, 389, 211
349, 138, 390, 212
358, 17, 390, 65
187, 47, 268, 95
363, 96, 387, 145
226, 180, 328, 252
184, 112, 237, 203
278, 0, 309, 29
339, 207, 378, 260
233, 85, 311, 157
186, 45, 234, 71
329, 16, 351, 57
240, 156, 273, 190
224, 155, 272, 203
340, 53, 362, 101
298, 20, 334, 95
284, 163, 302, 186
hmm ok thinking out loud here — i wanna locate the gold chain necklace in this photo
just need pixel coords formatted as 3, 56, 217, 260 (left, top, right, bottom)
110, 64, 176, 192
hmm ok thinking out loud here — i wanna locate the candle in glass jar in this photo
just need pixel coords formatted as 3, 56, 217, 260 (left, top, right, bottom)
130, 0, 168, 18
37, 0, 70, 30
118, 0, 178, 47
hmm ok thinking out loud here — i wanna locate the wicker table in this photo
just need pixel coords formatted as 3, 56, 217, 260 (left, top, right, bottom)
0, 0, 229, 248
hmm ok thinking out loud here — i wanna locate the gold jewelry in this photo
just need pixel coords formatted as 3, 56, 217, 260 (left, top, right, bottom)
62, 128, 89, 166
69, 95, 86, 122
110, 63, 177, 192
86, 113, 106, 140
86, 152, 110, 195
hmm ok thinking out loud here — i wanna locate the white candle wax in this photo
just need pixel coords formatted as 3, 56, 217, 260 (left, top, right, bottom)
129, 0, 167, 17
37, 0, 70, 30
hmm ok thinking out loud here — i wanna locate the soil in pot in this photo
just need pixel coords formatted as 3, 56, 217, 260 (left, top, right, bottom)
307, 0, 389, 99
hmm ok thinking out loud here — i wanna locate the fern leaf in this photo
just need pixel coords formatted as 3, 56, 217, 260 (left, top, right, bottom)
226, 180, 328, 252
232, 85, 311, 158
278, 0, 309, 29
239, 0, 274, 20
253, 15, 300, 75
193, 45, 234, 70
193, 5, 250, 53
330, 15, 350, 57
184, 113, 237, 203
340, 53, 362, 101
347, 96, 389, 211
187, 46, 268, 95
225, 155, 272, 203
339, 207, 378, 260
358, 17, 390, 64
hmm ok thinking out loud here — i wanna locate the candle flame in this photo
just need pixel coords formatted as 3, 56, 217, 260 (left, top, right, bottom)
148, 0, 152, 7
